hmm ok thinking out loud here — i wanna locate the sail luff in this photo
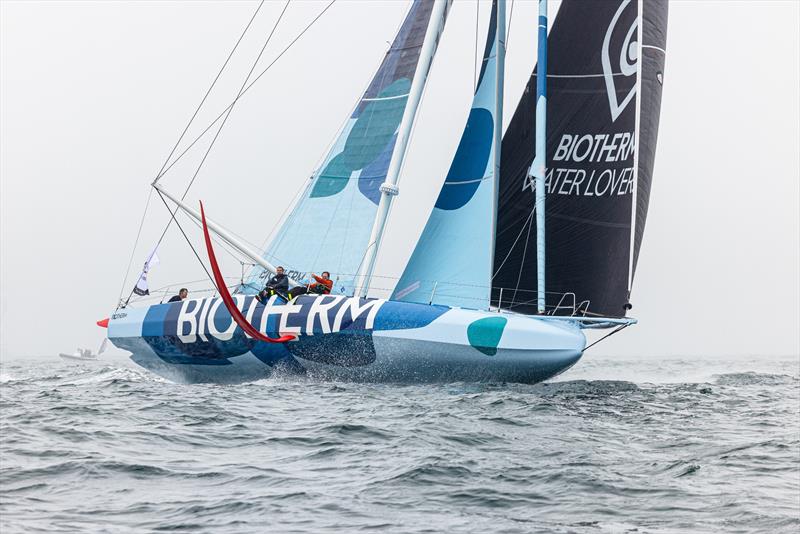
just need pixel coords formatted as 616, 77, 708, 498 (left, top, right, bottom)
627, 0, 644, 295
354, 0, 452, 298
630, 0, 668, 293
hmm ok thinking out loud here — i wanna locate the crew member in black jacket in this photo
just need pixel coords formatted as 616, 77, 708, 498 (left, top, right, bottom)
168, 288, 188, 303
258, 266, 289, 302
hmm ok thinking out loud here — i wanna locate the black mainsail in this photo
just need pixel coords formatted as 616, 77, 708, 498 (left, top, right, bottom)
493, 0, 668, 318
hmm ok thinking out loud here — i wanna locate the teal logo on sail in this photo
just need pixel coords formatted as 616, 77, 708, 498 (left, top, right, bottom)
311, 78, 410, 200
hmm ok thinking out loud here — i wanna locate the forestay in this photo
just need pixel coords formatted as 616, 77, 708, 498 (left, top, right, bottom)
393, 0, 504, 310
247, 0, 439, 296
493, 0, 668, 318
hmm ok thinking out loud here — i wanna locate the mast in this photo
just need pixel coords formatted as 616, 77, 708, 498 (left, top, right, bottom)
490, 0, 507, 304
353, 0, 450, 298
531, 0, 548, 314
153, 183, 298, 286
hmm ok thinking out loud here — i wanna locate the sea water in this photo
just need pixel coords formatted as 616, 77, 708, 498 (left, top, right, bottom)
1, 355, 798, 533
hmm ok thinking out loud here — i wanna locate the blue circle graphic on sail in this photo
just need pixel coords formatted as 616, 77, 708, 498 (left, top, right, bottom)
434, 107, 493, 210
359, 132, 397, 205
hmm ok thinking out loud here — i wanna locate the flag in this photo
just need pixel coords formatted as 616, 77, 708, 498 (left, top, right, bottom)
132, 248, 160, 296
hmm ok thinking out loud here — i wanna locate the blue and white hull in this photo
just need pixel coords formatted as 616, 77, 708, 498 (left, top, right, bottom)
108, 295, 585, 384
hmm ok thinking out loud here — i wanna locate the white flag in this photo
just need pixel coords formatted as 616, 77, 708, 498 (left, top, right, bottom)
132, 248, 160, 296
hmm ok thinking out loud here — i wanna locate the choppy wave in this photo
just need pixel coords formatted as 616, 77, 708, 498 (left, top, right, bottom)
1, 356, 798, 533
713, 371, 798, 386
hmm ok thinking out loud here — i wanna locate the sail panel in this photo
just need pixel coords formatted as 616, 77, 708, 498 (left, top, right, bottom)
493, 0, 668, 318
393, 1, 500, 310
247, 0, 436, 295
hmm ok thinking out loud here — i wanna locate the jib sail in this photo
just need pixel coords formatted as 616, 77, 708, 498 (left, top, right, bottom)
393, 0, 504, 310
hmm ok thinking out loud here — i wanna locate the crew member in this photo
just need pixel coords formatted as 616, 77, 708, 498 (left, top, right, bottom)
289, 272, 333, 299
168, 288, 188, 303
258, 266, 289, 302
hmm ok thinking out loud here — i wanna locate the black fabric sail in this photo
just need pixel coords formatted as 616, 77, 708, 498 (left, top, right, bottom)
493, 0, 668, 318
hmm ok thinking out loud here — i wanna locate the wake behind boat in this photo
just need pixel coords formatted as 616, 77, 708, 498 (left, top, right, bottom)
104, 0, 668, 384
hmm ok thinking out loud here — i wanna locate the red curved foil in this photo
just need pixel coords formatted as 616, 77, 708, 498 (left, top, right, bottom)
200, 201, 294, 344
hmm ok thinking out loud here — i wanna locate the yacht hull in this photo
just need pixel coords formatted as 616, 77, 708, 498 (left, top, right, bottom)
108, 295, 585, 384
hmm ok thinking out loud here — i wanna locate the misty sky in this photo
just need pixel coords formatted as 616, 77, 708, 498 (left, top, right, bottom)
1, 0, 798, 360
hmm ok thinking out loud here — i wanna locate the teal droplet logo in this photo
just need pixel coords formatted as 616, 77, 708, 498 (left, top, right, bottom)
467, 317, 507, 356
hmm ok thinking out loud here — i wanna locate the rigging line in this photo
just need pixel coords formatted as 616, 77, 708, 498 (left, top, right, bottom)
153, 0, 265, 187
133, 0, 292, 307
154, 0, 337, 182
182, 214, 248, 264
258, 8, 401, 255
155, 190, 215, 284
583, 323, 631, 351
310, 171, 349, 270
492, 203, 535, 278
178, 202, 277, 264
239, 0, 405, 287
193, 210, 275, 257
510, 202, 535, 309
506, 0, 515, 43
116, 187, 155, 308
337, 174, 361, 274
130, 194, 269, 305
176, 0, 291, 203
147, 278, 214, 294
116, 2, 266, 309
263, 0, 399, 234
121, 184, 206, 307
256, 175, 314, 254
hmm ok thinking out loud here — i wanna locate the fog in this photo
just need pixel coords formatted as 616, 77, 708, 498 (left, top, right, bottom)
1, 0, 798, 360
